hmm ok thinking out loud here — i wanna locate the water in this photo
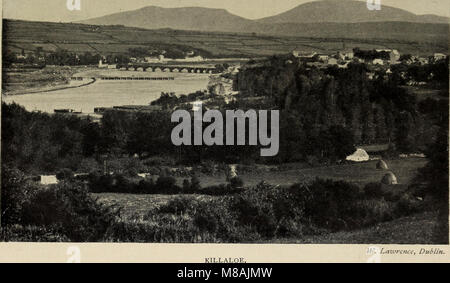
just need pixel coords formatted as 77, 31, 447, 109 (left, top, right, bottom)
3, 70, 210, 114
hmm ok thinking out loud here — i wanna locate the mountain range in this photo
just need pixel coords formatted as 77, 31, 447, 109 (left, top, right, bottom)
80, 0, 449, 35
258, 0, 449, 24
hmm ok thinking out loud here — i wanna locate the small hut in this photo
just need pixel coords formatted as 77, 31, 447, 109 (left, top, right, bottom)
376, 160, 389, 170
381, 172, 398, 185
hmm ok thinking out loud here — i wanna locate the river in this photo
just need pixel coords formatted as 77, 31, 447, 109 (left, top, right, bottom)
2, 69, 211, 114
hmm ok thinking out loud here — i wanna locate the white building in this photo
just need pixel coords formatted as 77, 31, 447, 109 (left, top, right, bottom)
40, 175, 58, 185
389, 49, 401, 63
317, 54, 329, 62
98, 60, 107, 68
145, 55, 165, 63
434, 53, 447, 61
174, 56, 205, 62
328, 58, 338, 65
292, 51, 317, 59
372, 59, 384, 65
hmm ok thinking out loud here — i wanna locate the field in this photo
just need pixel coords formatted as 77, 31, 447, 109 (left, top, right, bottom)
274, 211, 438, 244
190, 158, 427, 188
3, 19, 448, 59
2, 66, 96, 95
94, 158, 428, 220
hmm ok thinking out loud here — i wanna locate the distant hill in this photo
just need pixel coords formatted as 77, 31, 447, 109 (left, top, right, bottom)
3, 19, 448, 59
259, 0, 449, 24
78, 2, 449, 42
80, 6, 260, 33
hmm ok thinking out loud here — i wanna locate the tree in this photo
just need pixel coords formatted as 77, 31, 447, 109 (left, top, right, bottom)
415, 126, 449, 244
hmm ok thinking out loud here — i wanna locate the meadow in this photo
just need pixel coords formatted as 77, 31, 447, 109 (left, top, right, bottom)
94, 158, 427, 221
4, 19, 447, 59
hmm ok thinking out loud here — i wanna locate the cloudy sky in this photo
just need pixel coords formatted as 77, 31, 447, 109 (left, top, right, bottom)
3, 0, 450, 22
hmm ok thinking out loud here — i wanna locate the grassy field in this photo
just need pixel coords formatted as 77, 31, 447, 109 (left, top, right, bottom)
94, 157, 428, 221
4, 19, 447, 59
193, 158, 428, 188
94, 193, 214, 220
274, 211, 438, 244
2, 66, 97, 95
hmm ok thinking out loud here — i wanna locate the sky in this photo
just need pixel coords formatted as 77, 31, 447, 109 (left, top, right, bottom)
3, 0, 450, 22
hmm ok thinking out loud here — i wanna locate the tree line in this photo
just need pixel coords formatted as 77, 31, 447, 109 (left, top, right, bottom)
235, 56, 442, 154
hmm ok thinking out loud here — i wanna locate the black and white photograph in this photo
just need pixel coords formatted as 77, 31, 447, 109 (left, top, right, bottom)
0, 0, 449, 252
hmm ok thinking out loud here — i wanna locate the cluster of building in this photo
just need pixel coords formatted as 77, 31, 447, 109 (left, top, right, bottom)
292, 49, 446, 69
292, 49, 398, 68
129, 51, 205, 64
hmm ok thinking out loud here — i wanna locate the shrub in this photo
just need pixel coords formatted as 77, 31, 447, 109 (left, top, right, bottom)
56, 168, 75, 181
303, 179, 364, 231
352, 199, 395, 227
201, 184, 244, 196
19, 182, 120, 242
395, 193, 422, 217
114, 174, 134, 193
106, 216, 212, 243
230, 176, 244, 189
0, 225, 69, 242
88, 172, 115, 193
155, 176, 180, 194
143, 156, 177, 167
193, 198, 259, 242
1, 167, 36, 226
182, 179, 191, 193
190, 175, 201, 192
364, 182, 384, 199
159, 197, 199, 215
231, 193, 277, 238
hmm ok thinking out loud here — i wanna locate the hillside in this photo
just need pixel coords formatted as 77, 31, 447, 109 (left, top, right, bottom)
75, 3, 449, 45
259, 0, 449, 24
80, 6, 260, 33
3, 20, 448, 59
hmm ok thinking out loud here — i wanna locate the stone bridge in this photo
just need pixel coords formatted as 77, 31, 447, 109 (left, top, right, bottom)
116, 63, 218, 74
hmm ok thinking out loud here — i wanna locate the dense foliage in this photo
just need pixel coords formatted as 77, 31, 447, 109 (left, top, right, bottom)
1, 167, 430, 242
236, 56, 441, 153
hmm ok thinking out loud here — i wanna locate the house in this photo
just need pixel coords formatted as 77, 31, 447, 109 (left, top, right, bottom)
338, 62, 350, 69
292, 51, 317, 60
40, 175, 58, 185
372, 59, 384, 65
98, 60, 107, 68
434, 53, 446, 61
417, 57, 429, 65
338, 51, 354, 60
174, 56, 205, 62
317, 54, 329, 62
389, 50, 401, 63
327, 58, 338, 65
138, 173, 151, 179
145, 55, 165, 63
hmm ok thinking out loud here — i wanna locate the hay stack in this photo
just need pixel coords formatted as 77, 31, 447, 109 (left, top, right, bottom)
376, 160, 389, 170
381, 172, 398, 185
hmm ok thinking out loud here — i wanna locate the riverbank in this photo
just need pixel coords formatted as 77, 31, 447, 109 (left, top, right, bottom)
2, 67, 211, 114
3, 78, 97, 96
2, 65, 97, 96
